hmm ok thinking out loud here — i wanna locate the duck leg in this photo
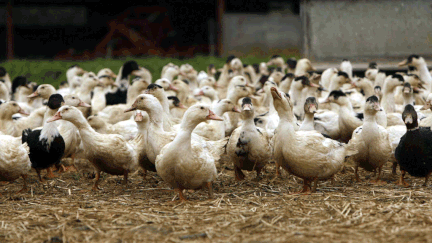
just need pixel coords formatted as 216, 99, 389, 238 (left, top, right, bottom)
45, 167, 58, 179
275, 162, 281, 178
396, 170, 410, 187
206, 182, 213, 199
392, 162, 398, 176
292, 179, 311, 194
36, 168, 45, 183
142, 169, 147, 180
175, 188, 187, 202
354, 166, 361, 182
92, 171, 101, 191
16, 175, 28, 194
311, 177, 319, 193
123, 171, 128, 185
423, 172, 431, 187
370, 165, 387, 185
234, 166, 245, 181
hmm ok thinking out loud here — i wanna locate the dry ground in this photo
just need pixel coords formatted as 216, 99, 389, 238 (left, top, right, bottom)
1, 158, 432, 243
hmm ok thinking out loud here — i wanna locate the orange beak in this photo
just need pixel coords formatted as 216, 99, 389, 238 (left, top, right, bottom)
206, 110, 224, 121
78, 101, 91, 107
47, 111, 62, 122
168, 84, 178, 91
27, 91, 39, 98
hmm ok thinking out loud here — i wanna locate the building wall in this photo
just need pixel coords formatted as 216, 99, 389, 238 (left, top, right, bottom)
301, 0, 432, 61
222, 12, 302, 56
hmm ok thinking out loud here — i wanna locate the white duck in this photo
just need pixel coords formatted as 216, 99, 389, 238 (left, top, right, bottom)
47, 106, 138, 190
226, 97, 272, 181
87, 115, 138, 141
0, 135, 31, 193
346, 95, 392, 184
272, 87, 346, 193
155, 104, 225, 201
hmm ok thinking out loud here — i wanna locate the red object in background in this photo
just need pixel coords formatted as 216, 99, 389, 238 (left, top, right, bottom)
55, 6, 208, 60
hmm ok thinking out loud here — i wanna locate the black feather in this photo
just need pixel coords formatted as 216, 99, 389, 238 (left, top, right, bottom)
0, 67, 6, 77
337, 71, 349, 79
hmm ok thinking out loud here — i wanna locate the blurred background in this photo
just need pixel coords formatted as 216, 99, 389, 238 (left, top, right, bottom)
1, 0, 431, 62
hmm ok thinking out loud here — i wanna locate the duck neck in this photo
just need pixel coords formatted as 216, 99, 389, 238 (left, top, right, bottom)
417, 64, 432, 90
146, 106, 165, 132
209, 92, 219, 102
291, 87, 302, 105
243, 114, 256, 128
403, 94, 414, 107
303, 112, 315, 126
173, 120, 201, 147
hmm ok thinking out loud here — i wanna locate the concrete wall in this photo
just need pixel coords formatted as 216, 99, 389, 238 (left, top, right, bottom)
222, 12, 302, 56
301, 0, 432, 61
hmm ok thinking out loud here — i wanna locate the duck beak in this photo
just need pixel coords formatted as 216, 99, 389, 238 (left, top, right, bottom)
18, 108, 29, 116
404, 114, 413, 124
398, 59, 409, 67
243, 104, 252, 111
78, 101, 91, 107
421, 103, 431, 110
27, 91, 39, 98
403, 88, 411, 94
168, 84, 178, 91
196, 90, 205, 96
374, 103, 381, 111
309, 83, 320, 88
245, 83, 254, 88
178, 103, 187, 109
309, 104, 317, 113
350, 82, 357, 88
206, 110, 224, 121
47, 111, 62, 123
124, 103, 137, 113
270, 87, 282, 100
135, 112, 143, 122
232, 106, 241, 113
257, 89, 264, 94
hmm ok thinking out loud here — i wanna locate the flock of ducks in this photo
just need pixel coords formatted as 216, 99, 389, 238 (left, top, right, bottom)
1, 54, 432, 201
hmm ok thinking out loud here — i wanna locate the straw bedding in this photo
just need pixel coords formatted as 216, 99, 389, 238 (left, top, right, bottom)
1, 158, 432, 242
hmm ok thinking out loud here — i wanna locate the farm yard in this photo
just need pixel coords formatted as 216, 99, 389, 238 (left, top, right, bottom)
1, 158, 432, 242
2, 0, 432, 242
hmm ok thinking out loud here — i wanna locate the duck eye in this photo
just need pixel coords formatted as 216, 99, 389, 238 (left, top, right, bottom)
13, 103, 16, 106
41, 87, 45, 89
141, 97, 144, 100
65, 108, 69, 111
200, 106, 204, 110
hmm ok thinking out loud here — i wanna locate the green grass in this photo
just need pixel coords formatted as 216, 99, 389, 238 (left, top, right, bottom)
0, 55, 299, 88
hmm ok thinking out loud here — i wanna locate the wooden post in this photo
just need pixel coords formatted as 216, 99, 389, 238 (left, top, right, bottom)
216, 0, 225, 57
6, 0, 14, 60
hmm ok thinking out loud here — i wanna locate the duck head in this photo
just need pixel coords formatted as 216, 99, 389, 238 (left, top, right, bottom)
398, 54, 424, 67
0, 101, 29, 117
47, 105, 82, 124
384, 74, 404, 90
304, 97, 318, 114
28, 84, 56, 99
64, 94, 91, 107
271, 87, 293, 115
364, 95, 382, 115
217, 99, 240, 113
180, 105, 223, 130
323, 90, 348, 106
402, 104, 418, 130
47, 94, 65, 110
125, 94, 162, 114
240, 97, 254, 119
167, 96, 186, 109
144, 83, 167, 99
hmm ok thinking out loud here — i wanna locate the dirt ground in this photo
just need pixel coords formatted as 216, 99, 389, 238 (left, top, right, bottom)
1, 158, 432, 243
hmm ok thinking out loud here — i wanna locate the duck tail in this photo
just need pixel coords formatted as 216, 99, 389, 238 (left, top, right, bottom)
21, 128, 32, 144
